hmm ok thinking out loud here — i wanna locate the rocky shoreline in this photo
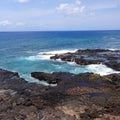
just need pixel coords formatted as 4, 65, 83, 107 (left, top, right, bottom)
0, 49, 120, 120
50, 49, 120, 71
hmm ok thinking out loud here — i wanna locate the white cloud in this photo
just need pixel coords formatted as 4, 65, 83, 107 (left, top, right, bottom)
0, 20, 12, 27
16, 0, 30, 3
56, 0, 85, 14
0, 20, 25, 27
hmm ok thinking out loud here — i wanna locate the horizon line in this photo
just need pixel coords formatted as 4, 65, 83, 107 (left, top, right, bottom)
0, 29, 120, 33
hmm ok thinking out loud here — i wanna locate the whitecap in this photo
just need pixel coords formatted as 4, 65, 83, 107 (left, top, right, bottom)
107, 48, 120, 51
39, 49, 77, 55
39, 49, 77, 60
21, 49, 77, 61
86, 64, 120, 76
67, 61, 79, 66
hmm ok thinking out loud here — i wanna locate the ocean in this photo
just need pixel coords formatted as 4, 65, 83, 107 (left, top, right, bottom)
0, 30, 120, 85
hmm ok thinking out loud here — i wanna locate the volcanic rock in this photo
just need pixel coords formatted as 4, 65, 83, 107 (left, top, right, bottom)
50, 49, 120, 71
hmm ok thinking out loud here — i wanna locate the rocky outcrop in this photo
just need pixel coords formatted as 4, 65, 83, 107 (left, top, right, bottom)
104, 73, 120, 84
31, 70, 120, 120
31, 72, 74, 84
0, 69, 26, 83
0, 69, 80, 120
0, 52, 120, 120
31, 72, 118, 88
50, 49, 120, 71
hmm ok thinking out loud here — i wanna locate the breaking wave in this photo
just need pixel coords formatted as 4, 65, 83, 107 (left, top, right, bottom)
21, 49, 77, 61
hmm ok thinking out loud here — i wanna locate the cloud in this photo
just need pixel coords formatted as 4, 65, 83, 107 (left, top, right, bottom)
0, 20, 25, 28
16, 0, 30, 3
0, 20, 12, 27
56, 0, 85, 14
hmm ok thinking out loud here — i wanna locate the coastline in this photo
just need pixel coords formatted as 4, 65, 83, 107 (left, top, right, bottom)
0, 49, 120, 120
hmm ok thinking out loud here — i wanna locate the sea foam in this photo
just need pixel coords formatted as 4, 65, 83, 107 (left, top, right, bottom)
86, 64, 120, 76
21, 49, 120, 61
22, 49, 77, 61
20, 49, 120, 76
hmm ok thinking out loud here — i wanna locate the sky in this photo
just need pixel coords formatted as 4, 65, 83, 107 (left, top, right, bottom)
0, 0, 120, 31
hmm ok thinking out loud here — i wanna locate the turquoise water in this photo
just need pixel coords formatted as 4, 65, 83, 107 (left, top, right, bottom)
0, 31, 120, 83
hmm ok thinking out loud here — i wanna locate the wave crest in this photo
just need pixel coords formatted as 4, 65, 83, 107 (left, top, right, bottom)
21, 49, 77, 61
86, 64, 120, 76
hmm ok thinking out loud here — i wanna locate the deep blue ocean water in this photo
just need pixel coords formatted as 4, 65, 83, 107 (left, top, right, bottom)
0, 31, 120, 84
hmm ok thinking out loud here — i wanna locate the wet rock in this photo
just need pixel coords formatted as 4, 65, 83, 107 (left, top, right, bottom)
31, 72, 111, 89
105, 61, 120, 71
0, 69, 27, 84
105, 73, 120, 83
50, 49, 120, 71
31, 72, 74, 84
